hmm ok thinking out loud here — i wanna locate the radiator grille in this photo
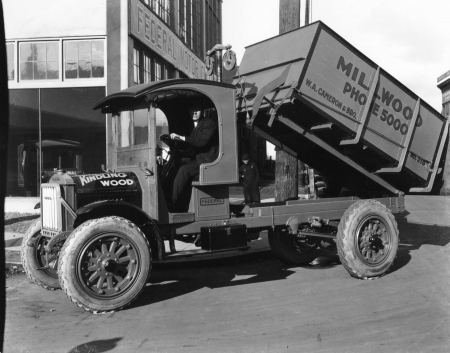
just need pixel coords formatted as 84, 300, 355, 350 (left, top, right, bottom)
41, 183, 62, 233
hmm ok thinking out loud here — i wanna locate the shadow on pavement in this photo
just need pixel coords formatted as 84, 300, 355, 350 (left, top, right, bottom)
131, 258, 295, 309
388, 213, 450, 274
66, 337, 122, 353
130, 248, 342, 310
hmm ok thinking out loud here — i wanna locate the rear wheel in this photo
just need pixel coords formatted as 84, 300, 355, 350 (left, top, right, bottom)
58, 217, 151, 313
269, 227, 322, 265
337, 200, 399, 279
21, 218, 61, 290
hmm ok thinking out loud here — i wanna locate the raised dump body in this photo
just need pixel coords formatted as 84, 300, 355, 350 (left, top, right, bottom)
234, 21, 448, 195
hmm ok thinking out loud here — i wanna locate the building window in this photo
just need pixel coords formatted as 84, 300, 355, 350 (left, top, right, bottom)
133, 48, 141, 84
142, 0, 172, 27
64, 40, 105, 79
144, 54, 152, 83
179, 0, 187, 43
178, 0, 203, 56
154, 0, 171, 25
193, 0, 203, 55
155, 61, 162, 81
134, 45, 174, 84
19, 42, 59, 80
6, 43, 14, 81
205, 0, 221, 52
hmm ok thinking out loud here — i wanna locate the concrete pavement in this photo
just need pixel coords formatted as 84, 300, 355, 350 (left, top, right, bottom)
4, 195, 450, 353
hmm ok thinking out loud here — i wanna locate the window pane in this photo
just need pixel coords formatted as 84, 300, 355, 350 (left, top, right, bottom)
155, 108, 169, 149
79, 60, 92, 78
92, 60, 104, 78
119, 111, 131, 147
78, 41, 91, 60
7, 43, 14, 80
20, 62, 33, 80
47, 61, 59, 79
155, 62, 161, 81
47, 42, 59, 61
35, 43, 46, 61
65, 61, 78, 78
134, 109, 148, 145
92, 41, 104, 60
65, 42, 78, 60
34, 62, 46, 79
20, 43, 33, 61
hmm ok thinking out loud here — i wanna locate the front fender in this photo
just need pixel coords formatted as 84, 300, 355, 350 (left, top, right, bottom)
74, 200, 164, 260
74, 200, 151, 228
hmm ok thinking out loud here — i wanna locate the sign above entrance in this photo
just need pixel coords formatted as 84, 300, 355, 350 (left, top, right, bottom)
131, 0, 207, 80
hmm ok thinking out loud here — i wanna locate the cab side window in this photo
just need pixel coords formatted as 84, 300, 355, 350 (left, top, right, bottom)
134, 108, 149, 145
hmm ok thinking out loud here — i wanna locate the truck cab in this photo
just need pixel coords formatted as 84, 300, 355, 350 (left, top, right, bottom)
94, 78, 239, 224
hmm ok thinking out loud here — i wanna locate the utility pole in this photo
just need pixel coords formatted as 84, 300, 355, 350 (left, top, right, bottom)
440, 135, 450, 195
276, 0, 309, 201
436, 74, 450, 195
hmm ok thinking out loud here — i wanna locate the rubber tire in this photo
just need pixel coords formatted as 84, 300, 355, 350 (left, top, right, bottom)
337, 200, 399, 280
58, 216, 151, 314
269, 227, 322, 265
21, 218, 61, 290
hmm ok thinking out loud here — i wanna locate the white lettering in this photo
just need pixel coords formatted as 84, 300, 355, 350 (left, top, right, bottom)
78, 173, 130, 186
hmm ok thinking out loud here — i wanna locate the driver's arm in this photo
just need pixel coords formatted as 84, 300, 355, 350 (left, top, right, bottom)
170, 133, 185, 141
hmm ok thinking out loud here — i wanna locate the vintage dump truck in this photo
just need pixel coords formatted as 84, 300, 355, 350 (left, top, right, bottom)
22, 21, 448, 313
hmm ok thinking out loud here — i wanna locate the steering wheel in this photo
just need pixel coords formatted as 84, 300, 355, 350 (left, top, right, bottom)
159, 134, 177, 149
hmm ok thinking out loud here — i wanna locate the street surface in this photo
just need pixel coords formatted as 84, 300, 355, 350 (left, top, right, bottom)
4, 195, 450, 353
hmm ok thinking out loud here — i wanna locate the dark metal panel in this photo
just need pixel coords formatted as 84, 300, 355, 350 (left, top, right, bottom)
173, 196, 403, 235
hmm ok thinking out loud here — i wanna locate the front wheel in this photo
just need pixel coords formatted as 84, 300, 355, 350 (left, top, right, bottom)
58, 217, 151, 313
337, 200, 399, 279
21, 218, 61, 290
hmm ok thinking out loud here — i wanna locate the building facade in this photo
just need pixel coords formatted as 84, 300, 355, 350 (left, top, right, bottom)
5, 0, 222, 197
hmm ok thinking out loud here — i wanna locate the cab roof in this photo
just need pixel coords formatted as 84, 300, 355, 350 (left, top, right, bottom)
93, 78, 235, 113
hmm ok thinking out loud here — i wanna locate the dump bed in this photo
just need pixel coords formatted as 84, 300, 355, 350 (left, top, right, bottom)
234, 21, 448, 195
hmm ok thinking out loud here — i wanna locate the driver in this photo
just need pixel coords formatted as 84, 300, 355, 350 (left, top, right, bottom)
169, 104, 219, 210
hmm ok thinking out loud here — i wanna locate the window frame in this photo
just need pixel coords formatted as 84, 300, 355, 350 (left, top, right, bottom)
133, 44, 175, 84
19, 40, 61, 82
63, 39, 106, 81
141, 0, 173, 28
8, 37, 106, 88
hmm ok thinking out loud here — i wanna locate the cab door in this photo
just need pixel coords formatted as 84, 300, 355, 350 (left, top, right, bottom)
111, 105, 164, 221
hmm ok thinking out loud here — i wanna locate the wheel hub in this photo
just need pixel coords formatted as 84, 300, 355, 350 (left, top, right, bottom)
358, 219, 389, 265
103, 259, 117, 272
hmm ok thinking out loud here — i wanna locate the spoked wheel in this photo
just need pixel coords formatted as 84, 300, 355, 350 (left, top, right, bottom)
337, 200, 399, 279
21, 218, 61, 290
58, 217, 151, 313
269, 227, 322, 265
